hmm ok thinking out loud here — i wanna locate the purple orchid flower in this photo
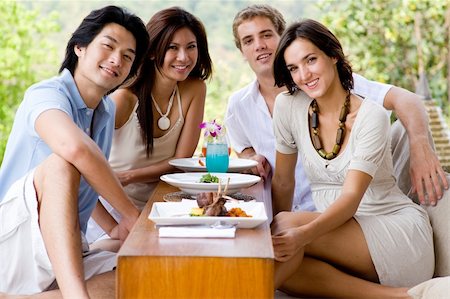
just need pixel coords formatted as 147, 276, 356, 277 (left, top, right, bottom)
199, 119, 224, 139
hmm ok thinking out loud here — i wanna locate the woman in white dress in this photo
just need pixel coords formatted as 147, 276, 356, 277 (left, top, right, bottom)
271, 19, 434, 298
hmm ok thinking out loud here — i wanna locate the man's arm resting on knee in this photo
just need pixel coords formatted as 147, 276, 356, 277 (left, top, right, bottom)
384, 86, 449, 204
35, 110, 139, 229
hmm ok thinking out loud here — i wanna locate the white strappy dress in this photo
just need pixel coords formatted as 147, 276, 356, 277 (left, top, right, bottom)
86, 86, 184, 242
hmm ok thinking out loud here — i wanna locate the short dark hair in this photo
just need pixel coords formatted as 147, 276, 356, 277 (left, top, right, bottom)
273, 19, 353, 94
232, 4, 285, 51
59, 5, 149, 83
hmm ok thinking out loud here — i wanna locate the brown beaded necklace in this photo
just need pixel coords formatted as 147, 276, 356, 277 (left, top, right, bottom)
309, 93, 351, 160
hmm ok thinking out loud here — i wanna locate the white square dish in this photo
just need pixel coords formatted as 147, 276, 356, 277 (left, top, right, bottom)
148, 201, 268, 229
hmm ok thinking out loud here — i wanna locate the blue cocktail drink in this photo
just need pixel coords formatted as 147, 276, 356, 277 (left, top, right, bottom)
206, 142, 229, 173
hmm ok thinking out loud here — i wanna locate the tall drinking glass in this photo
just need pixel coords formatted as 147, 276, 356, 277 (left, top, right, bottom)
206, 141, 229, 173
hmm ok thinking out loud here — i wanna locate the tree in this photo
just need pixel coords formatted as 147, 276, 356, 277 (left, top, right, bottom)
319, 0, 449, 113
0, 1, 60, 164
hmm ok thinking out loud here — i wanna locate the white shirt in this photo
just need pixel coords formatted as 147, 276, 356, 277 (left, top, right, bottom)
225, 73, 392, 215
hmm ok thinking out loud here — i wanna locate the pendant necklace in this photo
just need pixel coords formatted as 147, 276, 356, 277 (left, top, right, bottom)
151, 86, 176, 131
309, 92, 351, 160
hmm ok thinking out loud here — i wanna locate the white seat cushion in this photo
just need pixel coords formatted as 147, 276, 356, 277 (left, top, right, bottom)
424, 174, 450, 277
407, 276, 450, 299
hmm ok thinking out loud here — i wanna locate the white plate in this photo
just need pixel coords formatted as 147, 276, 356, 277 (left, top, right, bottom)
148, 201, 267, 229
160, 172, 261, 195
169, 157, 258, 173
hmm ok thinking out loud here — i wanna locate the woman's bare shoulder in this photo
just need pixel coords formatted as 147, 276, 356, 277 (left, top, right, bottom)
110, 88, 138, 128
178, 78, 206, 98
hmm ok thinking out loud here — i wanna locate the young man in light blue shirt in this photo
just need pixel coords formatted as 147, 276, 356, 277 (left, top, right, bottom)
0, 6, 149, 298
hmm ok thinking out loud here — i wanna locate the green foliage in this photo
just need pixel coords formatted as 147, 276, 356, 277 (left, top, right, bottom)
0, 1, 60, 164
318, 0, 449, 110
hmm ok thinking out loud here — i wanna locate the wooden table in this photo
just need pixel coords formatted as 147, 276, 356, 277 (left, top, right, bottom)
116, 181, 274, 299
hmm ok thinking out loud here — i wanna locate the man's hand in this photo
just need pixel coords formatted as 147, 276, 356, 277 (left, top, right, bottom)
410, 142, 449, 205
116, 207, 139, 243
244, 154, 271, 181
109, 224, 120, 240
116, 217, 134, 243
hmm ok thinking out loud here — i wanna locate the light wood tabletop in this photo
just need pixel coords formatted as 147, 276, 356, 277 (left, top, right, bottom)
117, 181, 274, 299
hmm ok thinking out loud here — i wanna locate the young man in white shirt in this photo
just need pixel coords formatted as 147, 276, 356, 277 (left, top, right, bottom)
225, 4, 447, 216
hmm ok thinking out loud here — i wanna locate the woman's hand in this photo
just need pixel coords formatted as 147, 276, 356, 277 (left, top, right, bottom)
272, 226, 306, 262
115, 170, 133, 186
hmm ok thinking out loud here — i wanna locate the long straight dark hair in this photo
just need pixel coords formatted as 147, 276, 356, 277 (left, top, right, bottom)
128, 6, 212, 156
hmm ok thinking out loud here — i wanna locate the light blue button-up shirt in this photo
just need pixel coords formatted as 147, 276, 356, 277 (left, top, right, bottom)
0, 69, 115, 233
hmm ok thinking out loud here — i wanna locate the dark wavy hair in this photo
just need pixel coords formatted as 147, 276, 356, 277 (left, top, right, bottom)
59, 5, 149, 86
128, 6, 213, 156
273, 19, 353, 95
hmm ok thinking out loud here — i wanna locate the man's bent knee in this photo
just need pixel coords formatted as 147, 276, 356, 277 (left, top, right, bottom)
34, 154, 81, 200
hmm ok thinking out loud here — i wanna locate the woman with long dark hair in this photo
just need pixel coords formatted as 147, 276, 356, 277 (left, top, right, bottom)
108, 6, 212, 209
271, 19, 433, 298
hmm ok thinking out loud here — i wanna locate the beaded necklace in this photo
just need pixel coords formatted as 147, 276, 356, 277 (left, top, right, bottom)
310, 93, 351, 160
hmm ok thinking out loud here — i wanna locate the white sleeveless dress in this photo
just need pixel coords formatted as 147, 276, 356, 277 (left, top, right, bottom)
86, 86, 184, 242
109, 86, 184, 209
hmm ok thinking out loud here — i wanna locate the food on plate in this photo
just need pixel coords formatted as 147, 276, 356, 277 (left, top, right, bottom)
196, 191, 214, 207
227, 207, 251, 217
197, 191, 227, 216
198, 159, 205, 166
199, 173, 219, 183
189, 207, 205, 216
191, 178, 252, 217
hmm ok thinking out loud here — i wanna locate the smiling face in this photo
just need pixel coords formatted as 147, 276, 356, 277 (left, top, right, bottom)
237, 16, 281, 78
158, 27, 198, 82
284, 37, 339, 100
74, 23, 136, 97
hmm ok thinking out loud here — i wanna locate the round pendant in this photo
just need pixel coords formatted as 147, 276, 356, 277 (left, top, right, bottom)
158, 116, 170, 130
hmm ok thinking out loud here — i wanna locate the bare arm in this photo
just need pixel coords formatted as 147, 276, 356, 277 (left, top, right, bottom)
90, 201, 120, 239
384, 86, 448, 204
301, 170, 370, 240
272, 170, 371, 262
35, 110, 139, 228
272, 151, 297, 215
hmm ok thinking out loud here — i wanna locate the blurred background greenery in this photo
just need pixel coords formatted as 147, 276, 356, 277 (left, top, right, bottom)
1, 0, 449, 164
